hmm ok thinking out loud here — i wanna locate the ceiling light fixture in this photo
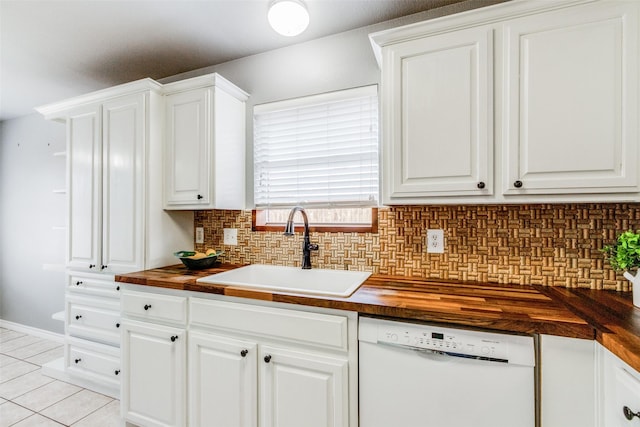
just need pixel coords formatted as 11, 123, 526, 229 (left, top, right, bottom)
268, 0, 309, 37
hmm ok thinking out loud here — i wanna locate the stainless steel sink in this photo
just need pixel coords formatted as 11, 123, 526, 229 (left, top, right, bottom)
197, 264, 371, 297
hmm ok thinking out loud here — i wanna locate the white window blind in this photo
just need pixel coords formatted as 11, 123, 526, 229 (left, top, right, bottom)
254, 85, 379, 208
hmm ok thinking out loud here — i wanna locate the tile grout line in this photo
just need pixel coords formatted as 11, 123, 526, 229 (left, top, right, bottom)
0, 327, 121, 427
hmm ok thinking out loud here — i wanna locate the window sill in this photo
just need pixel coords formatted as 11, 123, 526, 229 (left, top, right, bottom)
251, 208, 378, 233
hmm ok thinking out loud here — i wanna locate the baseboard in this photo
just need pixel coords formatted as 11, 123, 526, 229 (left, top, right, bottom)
0, 319, 65, 344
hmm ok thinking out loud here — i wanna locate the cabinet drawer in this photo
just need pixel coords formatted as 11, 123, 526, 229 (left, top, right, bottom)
121, 290, 187, 325
190, 298, 348, 352
68, 273, 121, 299
67, 296, 121, 346
66, 338, 120, 389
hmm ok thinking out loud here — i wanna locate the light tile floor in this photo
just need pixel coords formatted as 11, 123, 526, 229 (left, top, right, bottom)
0, 327, 122, 427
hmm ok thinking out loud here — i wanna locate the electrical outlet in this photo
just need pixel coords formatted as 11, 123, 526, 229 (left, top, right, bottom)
426, 229, 445, 253
223, 228, 238, 246
195, 227, 204, 244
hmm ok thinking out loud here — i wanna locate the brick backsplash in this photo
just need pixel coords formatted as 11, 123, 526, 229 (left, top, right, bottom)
194, 204, 640, 291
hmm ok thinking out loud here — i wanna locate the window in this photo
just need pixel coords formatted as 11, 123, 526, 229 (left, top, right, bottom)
253, 85, 379, 231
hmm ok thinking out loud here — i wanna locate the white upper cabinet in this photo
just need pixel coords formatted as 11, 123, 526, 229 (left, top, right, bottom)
377, 25, 494, 202
163, 73, 248, 210
165, 88, 210, 206
66, 93, 145, 273
101, 94, 146, 272
371, 0, 640, 204
503, 1, 639, 195
38, 78, 194, 274
67, 103, 102, 271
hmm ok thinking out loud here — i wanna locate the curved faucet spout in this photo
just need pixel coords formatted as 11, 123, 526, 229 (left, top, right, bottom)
284, 206, 307, 236
283, 206, 318, 269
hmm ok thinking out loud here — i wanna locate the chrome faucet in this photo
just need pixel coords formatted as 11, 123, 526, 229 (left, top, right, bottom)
284, 206, 319, 269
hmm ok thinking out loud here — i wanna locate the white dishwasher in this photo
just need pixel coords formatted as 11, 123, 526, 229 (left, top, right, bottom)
359, 316, 536, 427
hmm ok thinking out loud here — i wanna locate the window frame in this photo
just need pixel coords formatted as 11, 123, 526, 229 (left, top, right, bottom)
251, 208, 378, 233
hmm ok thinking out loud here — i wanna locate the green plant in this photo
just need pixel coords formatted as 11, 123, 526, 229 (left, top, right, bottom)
602, 230, 640, 272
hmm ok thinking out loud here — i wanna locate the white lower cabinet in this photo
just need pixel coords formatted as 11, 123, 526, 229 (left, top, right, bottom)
259, 345, 348, 427
121, 290, 188, 427
600, 344, 640, 427
121, 288, 357, 427
539, 335, 596, 427
121, 319, 186, 427
65, 337, 121, 391
188, 331, 257, 427
188, 298, 353, 427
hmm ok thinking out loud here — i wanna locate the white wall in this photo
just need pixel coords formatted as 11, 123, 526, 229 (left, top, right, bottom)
0, 0, 499, 333
0, 115, 66, 333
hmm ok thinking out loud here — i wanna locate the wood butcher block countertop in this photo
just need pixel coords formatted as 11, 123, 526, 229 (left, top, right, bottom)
115, 263, 640, 372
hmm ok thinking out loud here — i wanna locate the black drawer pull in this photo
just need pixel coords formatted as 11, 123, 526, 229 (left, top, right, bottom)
170, 335, 179, 342
477, 181, 485, 189
75, 315, 82, 320
514, 180, 523, 188
240, 349, 248, 357
74, 358, 81, 364
264, 354, 272, 363
114, 370, 120, 376
75, 281, 82, 286
144, 304, 152, 310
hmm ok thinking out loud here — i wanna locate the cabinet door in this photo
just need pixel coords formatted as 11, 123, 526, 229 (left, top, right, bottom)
121, 319, 186, 427
601, 345, 640, 427
101, 93, 145, 273
540, 335, 595, 427
382, 26, 493, 202
164, 87, 211, 207
259, 345, 348, 427
188, 331, 257, 427
503, 1, 639, 195
67, 103, 102, 271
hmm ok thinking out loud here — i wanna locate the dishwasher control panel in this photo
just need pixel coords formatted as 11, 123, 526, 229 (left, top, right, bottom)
376, 321, 509, 362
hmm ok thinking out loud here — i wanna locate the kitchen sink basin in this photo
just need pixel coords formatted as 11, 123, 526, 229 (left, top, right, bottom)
197, 264, 371, 297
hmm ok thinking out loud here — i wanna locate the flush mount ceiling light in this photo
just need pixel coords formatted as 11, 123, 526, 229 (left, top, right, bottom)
268, 0, 310, 37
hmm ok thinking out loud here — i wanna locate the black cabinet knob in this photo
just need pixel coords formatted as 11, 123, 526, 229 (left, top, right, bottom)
116, 323, 120, 328
89, 264, 95, 269
144, 304, 152, 310
240, 349, 248, 357
170, 335, 179, 342
75, 315, 82, 320
197, 194, 203, 200
624, 406, 640, 420
74, 358, 81, 364
477, 181, 485, 189
264, 355, 272, 363
75, 281, 82, 286
514, 180, 523, 188
116, 286, 120, 291
114, 370, 120, 376
101, 265, 107, 270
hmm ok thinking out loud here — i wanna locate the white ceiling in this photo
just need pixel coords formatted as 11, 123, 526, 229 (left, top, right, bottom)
0, 0, 469, 122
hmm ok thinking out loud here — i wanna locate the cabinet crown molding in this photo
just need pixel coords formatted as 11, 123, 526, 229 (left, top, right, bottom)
35, 78, 163, 121
35, 73, 249, 121
369, 0, 597, 67
162, 73, 249, 101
